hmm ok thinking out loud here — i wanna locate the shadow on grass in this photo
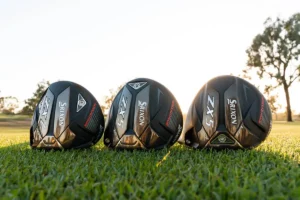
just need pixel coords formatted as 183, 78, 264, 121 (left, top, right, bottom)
0, 141, 299, 199
0, 141, 299, 169
0, 141, 174, 168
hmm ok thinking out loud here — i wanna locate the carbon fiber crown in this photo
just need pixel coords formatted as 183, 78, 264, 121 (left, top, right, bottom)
104, 78, 183, 150
30, 81, 104, 149
180, 75, 272, 149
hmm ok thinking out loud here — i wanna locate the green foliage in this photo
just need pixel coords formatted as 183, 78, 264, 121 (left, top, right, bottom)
1, 109, 15, 115
20, 81, 50, 116
245, 13, 300, 122
0, 96, 19, 114
264, 85, 281, 117
102, 85, 124, 114
0, 122, 299, 199
0, 98, 3, 111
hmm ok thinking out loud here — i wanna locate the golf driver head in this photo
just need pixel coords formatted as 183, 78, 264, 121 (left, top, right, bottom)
181, 75, 272, 149
104, 78, 183, 150
30, 81, 104, 149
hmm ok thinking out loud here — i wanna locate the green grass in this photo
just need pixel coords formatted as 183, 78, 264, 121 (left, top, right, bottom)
0, 122, 299, 199
0, 114, 30, 121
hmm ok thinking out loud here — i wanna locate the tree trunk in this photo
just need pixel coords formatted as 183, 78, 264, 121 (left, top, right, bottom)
283, 84, 293, 122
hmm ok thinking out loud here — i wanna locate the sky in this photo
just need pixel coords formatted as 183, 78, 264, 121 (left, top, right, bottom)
0, 0, 300, 113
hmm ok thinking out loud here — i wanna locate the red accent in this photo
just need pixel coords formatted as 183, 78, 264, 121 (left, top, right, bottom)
258, 96, 264, 124
166, 100, 175, 127
84, 103, 97, 127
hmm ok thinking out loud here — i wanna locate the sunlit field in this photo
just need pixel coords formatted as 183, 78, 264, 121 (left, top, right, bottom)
0, 119, 299, 199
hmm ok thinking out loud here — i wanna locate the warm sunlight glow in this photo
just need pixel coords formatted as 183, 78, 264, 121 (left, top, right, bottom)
1, 0, 299, 113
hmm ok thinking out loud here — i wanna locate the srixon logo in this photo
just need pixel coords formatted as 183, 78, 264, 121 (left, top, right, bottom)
117, 96, 128, 127
205, 95, 215, 127
138, 100, 147, 126
58, 101, 67, 126
227, 99, 237, 125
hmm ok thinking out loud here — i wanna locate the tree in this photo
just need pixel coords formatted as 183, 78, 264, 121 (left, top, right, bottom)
245, 13, 300, 122
20, 81, 50, 115
101, 85, 124, 114
264, 85, 281, 120
0, 90, 4, 112
0, 96, 19, 114
0, 97, 3, 112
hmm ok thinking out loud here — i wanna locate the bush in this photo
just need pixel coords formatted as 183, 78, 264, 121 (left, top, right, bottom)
1, 109, 15, 115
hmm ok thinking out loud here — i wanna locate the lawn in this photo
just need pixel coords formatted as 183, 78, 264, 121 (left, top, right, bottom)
0, 121, 299, 199
0, 114, 31, 121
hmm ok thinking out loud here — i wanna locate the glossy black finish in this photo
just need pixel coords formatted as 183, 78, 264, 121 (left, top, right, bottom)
104, 78, 183, 150
180, 75, 272, 149
30, 81, 104, 149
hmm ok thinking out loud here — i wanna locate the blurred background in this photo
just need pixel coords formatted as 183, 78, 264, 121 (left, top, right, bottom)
1, 0, 300, 126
